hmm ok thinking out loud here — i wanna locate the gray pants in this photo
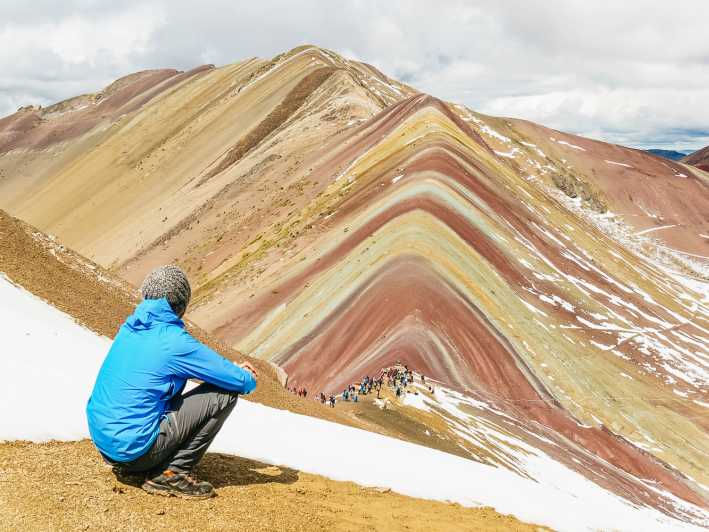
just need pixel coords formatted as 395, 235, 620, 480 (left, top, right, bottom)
116, 383, 238, 474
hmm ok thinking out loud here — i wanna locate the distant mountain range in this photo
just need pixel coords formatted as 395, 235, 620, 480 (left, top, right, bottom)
644, 146, 709, 172
644, 148, 692, 161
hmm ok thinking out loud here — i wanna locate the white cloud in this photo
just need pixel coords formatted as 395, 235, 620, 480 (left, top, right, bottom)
483, 87, 709, 137
0, 2, 165, 109
0, 0, 707, 150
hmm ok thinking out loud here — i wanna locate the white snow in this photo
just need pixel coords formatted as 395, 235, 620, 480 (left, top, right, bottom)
219, 402, 706, 531
461, 113, 512, 144
401, 391, 430, 411
552, 138, 586, 151
494, 148, 520, 159
635, 224, 678, 236
521, 298, 548, 317
0, 274, 111, 440
480, 125, 511, 144
605, 160, 633, 168
520, 141, 546, 157
1, 273, 706, 532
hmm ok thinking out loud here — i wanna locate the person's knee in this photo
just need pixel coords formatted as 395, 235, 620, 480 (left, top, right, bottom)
214, 388, 238, 412
194, 382, 237, 401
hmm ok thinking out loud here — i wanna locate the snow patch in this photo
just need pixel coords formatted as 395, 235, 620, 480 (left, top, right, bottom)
605, 160, 633, 168
0, 274, 111, 441
635, 225, 677, 236
520, 141, 546, 157
494, 148, 520, 159
402, 391, 431, 412
551, 138, 586, 151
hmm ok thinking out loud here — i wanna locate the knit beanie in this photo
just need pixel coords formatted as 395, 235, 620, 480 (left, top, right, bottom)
141, 265, 191, 318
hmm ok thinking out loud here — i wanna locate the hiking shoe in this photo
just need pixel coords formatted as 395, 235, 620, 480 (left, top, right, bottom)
111, 466, 146, 487
142, 470, 215, 499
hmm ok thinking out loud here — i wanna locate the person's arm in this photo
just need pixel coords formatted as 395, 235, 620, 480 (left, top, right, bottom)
167, 330, 257, 394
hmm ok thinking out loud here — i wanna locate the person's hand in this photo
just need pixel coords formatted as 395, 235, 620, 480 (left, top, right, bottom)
239, 361, 258, 378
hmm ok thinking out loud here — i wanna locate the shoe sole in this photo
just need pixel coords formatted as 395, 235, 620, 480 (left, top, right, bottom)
142, 480, 215, 500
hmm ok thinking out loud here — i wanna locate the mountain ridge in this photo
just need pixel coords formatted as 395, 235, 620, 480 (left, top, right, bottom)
645, 148, 692, 161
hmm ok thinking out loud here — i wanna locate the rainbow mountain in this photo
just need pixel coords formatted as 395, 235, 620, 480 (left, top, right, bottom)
1, 45, 707, 526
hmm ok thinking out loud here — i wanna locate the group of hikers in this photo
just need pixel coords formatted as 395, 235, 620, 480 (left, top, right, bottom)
289, 386, 308, 398
341, 374, 382, 402
386, 366, 433, 396
304, 365, 431, 409
288, 373, 383, 408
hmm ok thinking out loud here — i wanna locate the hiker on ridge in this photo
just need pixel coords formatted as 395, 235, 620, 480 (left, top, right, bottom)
86, 265, 257, 500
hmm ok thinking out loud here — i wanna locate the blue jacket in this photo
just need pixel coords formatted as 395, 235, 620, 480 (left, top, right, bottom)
86, 298, 256, 462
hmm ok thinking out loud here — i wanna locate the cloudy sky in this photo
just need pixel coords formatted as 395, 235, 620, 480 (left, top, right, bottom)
2, 0, 708, 151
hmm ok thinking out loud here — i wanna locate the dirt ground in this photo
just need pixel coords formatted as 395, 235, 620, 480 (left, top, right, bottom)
0, 440, 546, 532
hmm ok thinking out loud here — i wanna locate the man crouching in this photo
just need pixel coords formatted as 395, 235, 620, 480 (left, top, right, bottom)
86, 265, 257, 499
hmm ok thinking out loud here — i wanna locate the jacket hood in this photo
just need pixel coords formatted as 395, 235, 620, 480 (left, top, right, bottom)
126, 298, 184, 331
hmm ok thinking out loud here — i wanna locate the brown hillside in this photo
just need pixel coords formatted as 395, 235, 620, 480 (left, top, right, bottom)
683, 145, 709, 172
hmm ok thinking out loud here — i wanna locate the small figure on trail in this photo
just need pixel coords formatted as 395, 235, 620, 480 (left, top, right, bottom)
86, 266, 257, 500
329, 395, 336, 408
421, 374, 426, 384
353, 393, 358, 403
